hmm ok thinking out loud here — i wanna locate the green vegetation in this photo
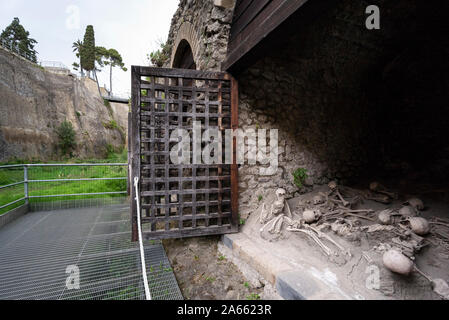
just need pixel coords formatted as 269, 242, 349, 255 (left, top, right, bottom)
81, 25, 95, 76
0, 149, 128, 215
72, 39, 84, 76
293, 167, 308, 189
103, 98, 111, 108
218, 255, 226, 261
103, 119, 119, 130
147, 40, 171, 67
55, 120, 76, 157
244, 282, 250, 288
258, 195, 263, 202
72, 31, 127, 96
105, 285, 139, 300
96, 47, 127, 95
205, 276, 216, 283
246, 293, 261, 300
1, 17, 38, 62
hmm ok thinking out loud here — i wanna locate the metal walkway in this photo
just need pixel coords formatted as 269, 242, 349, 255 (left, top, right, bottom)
0, 204, 183, 300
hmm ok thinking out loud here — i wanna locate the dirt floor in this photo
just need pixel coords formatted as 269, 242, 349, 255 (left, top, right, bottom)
163, 236, 267, 300
163, 181, 449, 300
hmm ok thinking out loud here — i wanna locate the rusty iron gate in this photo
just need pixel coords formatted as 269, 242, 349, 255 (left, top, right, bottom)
130, 66, 239, 240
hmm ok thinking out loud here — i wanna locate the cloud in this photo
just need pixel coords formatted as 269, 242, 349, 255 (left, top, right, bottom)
0, 0, 180, 97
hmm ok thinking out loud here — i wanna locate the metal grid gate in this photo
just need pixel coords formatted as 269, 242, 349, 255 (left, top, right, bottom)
130, 67, 239, 240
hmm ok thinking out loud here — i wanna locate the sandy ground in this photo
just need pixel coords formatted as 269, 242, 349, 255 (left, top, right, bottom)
163, 236, 266, 300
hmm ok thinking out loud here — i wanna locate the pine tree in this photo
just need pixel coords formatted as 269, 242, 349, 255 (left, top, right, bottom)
0, 17, 38, 62
80, 25, 95, 77
104, 48, 127, 96
95, 47, 127, 96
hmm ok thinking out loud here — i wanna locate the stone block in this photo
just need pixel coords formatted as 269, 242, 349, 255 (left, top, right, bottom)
214, 0, 235, 9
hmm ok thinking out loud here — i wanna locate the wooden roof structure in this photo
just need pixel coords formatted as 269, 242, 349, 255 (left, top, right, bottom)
222, 0, 335, 74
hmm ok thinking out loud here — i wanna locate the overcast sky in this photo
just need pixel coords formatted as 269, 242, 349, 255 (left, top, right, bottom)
0, 0, 179, 98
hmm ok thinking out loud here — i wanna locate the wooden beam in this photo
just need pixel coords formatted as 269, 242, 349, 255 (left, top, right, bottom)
230, 76, 239, 231
137, 66, 230, 81
130, 66, 140, 242
222, 0, 309, 72
230, 0, 271, 42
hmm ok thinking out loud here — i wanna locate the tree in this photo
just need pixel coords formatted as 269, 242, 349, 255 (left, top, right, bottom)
80, 25, 95, 77
55, 120, 76, 157
72, 39, 84, 76
147, 40, 170, 67
0, 17, 38, 62
72, 62, 80, 72
99, 48, 127, 96
95, 46, 108, 69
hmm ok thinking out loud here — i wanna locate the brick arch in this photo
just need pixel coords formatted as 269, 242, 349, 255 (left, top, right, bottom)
170, 22, 200, 68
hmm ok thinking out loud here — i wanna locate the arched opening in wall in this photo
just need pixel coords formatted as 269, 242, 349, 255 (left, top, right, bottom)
172, 39, 196, 70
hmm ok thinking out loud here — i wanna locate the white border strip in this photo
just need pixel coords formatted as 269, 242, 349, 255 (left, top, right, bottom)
134, 176, 152, 300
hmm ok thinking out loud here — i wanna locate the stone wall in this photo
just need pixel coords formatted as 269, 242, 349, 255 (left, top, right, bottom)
165, 0, 235, 70
165, 0, 449, 219
0, 45, 128, 162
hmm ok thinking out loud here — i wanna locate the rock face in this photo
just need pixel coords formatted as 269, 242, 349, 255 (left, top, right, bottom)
164, 0, 234, 71
0, 46, 128, 162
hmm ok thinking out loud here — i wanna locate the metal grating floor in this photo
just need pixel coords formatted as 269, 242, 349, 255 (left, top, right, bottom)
0, 204, 183, 300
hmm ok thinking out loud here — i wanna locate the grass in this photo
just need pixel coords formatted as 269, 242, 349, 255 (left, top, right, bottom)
246, 293, 261, 300
293, 167, 308, 189
0, 150, 128, 215
103, 119, 119, 130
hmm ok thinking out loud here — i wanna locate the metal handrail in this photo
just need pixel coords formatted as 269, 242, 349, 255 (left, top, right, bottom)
134, 176, 151, 300
0, 39, 36, 62
0, 163, 128, 212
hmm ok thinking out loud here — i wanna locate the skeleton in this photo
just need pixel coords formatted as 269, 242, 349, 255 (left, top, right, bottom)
287, 223, 351, 257
259, 188, 300, 238
364, 191, 392, 204
399, 205, 419, 217
303, 209, 322, 224
259, 188, 287, 224
369, 181, 398, 199
327, 181, 350, 207
312, 194, 325, 206
258, 187, 350, 257
404, 198, 424, 211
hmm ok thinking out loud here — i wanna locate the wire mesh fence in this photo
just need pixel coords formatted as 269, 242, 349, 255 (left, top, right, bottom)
0, 205, 183, 300
0, 164, 128, 215
0, 163, 184, 300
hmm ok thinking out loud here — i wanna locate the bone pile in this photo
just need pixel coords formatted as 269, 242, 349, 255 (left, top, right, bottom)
258, 180, 449, 299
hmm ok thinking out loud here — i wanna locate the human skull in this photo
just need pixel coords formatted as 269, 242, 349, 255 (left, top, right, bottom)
275, 188, 286, 200
383, 249, 414, 276
328, 181, 337, 190
303, 209, 322, 224
405, 198, 424, 211
378, 209, 394, 225
312, 194, 324, 205
399, 205, 418, 217
369, 181, 382, 192
408, 217, 430, 235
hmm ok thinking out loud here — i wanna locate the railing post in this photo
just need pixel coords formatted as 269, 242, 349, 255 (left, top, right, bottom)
24, 165, 29, 205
